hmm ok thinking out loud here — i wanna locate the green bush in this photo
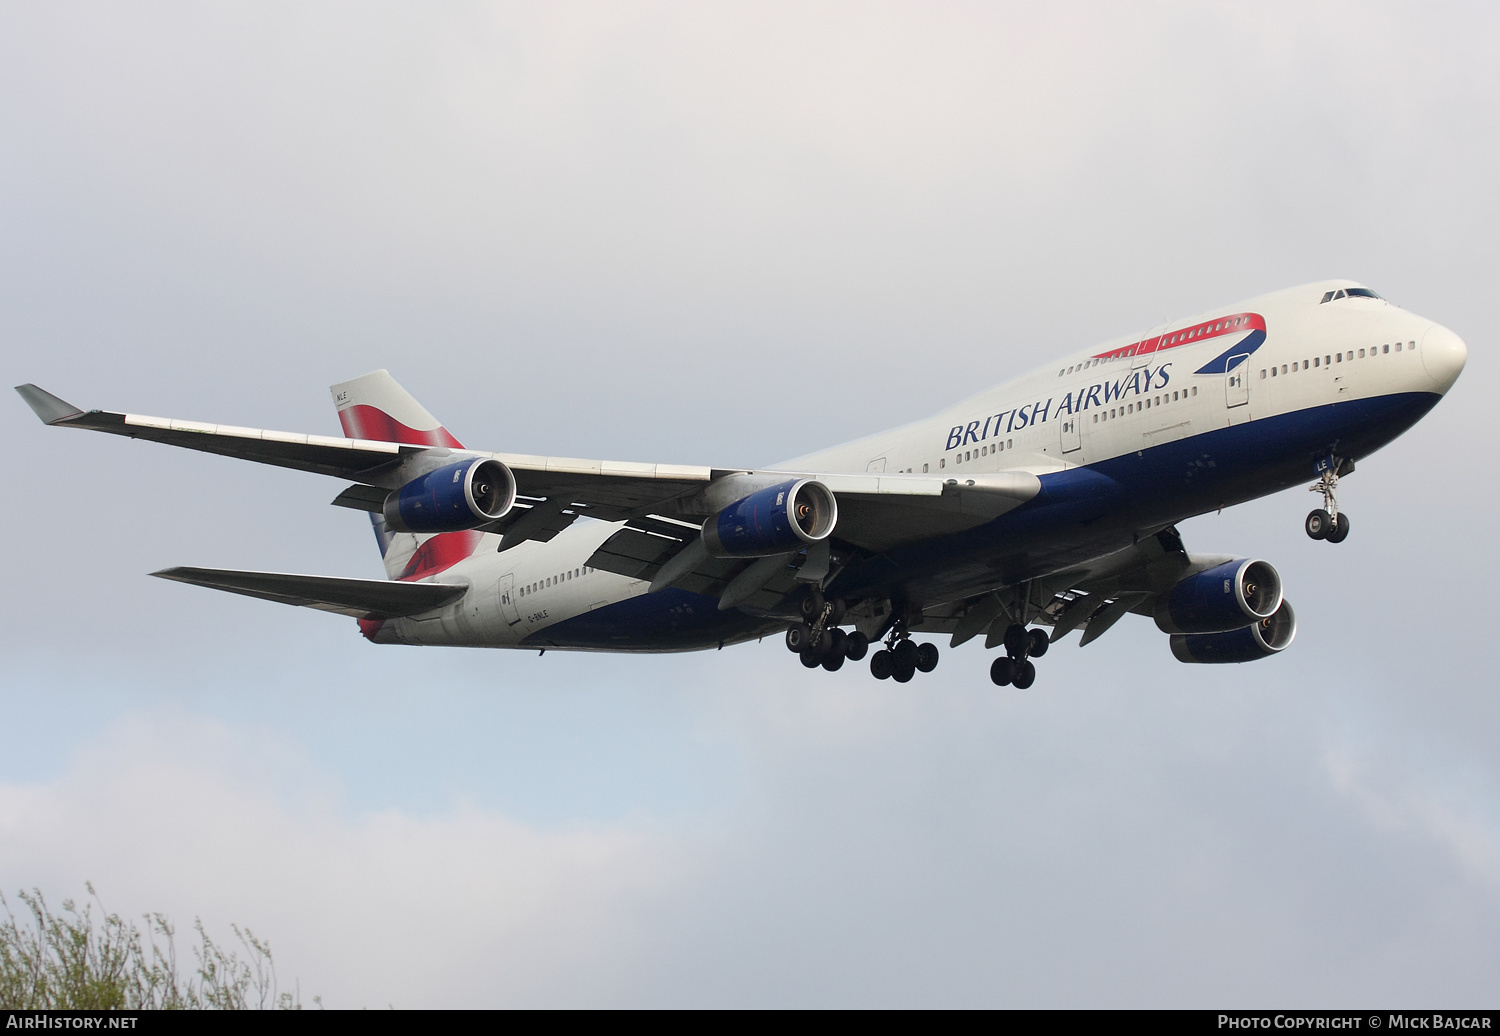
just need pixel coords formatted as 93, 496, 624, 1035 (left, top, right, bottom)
0, 884, 316, 1009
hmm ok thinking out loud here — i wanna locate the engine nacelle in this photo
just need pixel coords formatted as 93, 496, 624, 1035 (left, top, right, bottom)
701, 478, 837, 558
1170, 599, 1297, 663
382, 458, 516, 534
1153, 558, 1283, 635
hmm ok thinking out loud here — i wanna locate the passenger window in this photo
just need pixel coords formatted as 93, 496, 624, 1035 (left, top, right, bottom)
1260, 369, 1267, 379
1092, 414, 1098, 424
1335, 354, 1341, 363
1191, 386, 1197, 396
1395, 342, 1402, 352
1383, 344, 1389, 354
1281, 364, 1287, 374
939, 459, 945, 469
922, 463, 928, 472
1271, 368, 1276, 377
1314, 357, 1320, 367
1007, 439, 1012, 448
1325, 355, 1331, 364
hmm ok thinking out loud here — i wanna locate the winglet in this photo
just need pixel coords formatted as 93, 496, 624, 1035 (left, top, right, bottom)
15, 384, 85, 425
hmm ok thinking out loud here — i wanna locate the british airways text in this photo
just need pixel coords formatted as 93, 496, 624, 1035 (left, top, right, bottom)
945, 363, 1174, 450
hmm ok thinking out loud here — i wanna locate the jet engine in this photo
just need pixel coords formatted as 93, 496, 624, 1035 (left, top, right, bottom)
1153, 558, 1283, 635
382, 458, 516, 533
1170, 599, 1297, 663
701, 478, 837, 558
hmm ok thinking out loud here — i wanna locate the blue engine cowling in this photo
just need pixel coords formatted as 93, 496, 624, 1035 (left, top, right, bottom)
701, 478, 838, 558
1152, 558, 1283, 635
382, 458, 517, 534
1170, 599, 1296, 663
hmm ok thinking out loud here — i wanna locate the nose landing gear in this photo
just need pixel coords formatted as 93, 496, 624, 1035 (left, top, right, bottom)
1306, 457, 1352, 543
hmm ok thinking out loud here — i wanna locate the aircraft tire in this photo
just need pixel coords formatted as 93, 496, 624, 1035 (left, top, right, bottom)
892, 661, 916, 683
800, 651, 822, 668
844, 631, 869, 661
785, 624, 812, 653
1004, 623, 1030, 659
892, 639, 918, 669
799, 590, 826, 621
1305, 509, 1331, 540
990, 656, 1015, 686
915, 642, 939, 673
1012, 660, 1037, 689
822, 651, 845, 672
1027, 628, 1049, 657
870, 650, 894, 680
1326, 512, 1351, 543
827, 628, 848, 657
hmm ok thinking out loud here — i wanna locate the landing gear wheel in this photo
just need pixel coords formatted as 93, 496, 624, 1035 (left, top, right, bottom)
799, 590, 826, 621
844, 631, 869, 661
827, 628, 848, 657
1326, 512, 1350, 543
915, 642, 940, 673
1012, 660, 1037, 689
1305, 509, 1331, 540
1027, 629, 1049, 658
892, 661, 916, 683
1003, 623, 1030, 659
821, 651, 845, 672
892, 640, 918, 669
785, 624, 812, 653
990, 656, 1016, 686
870, 650, 894, 680
800, 651, 821, 669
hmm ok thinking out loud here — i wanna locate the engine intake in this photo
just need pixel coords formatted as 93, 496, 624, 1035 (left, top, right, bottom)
702, 478, 837, 558
1153, 558, 1283, 635
1170, 599, 1297, 663
383, 458, 516, 534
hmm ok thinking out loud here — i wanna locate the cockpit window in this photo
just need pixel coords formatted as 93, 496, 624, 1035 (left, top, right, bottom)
1321, 287, 1383, 303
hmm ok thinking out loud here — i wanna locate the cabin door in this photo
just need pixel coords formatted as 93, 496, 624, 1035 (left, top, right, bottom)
497, 573, 521, 628
1059, 414, 1082, 453
1225, 355, 1250, 408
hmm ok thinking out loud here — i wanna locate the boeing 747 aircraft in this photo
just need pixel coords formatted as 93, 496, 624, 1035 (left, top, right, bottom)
16, 281, 1466, 687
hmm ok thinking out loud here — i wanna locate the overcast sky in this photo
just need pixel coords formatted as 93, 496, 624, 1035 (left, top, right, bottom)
2, 1, 1498, 1007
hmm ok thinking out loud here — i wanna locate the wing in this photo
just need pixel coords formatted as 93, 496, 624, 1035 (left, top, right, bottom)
16, 384, 1042, 557
927, 527, 1238, 650
16, 384, 413, 481
151, 567, 466, 618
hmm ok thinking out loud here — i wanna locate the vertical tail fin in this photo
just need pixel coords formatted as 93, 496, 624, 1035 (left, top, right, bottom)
331, 369, 465, 448
329, 370, 481, 580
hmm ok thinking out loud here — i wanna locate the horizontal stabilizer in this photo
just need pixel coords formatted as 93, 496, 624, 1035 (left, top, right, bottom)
151, 567, 465, 618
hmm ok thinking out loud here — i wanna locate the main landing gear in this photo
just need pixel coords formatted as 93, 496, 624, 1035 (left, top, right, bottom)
868, 627, 939, 683
785, 591, 869, 673
1305, 458, 1351, 544
784, 602, 941, 683
990, 623, 1049, 688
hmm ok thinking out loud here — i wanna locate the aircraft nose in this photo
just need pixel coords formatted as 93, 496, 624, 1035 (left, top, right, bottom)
1421, 323, 1467, 393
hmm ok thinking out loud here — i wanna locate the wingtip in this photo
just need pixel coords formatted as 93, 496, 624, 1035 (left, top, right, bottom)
14, 384, 85, 425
